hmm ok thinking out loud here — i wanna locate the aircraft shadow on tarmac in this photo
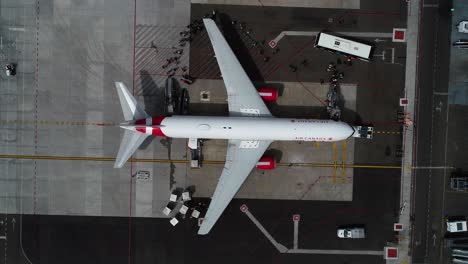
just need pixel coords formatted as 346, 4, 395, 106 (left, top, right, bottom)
137, 70, 167, 150
216, 13, 265, 82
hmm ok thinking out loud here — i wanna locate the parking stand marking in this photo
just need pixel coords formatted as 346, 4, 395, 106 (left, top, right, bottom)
241, 205, 385, 255
240, 205, 288, 253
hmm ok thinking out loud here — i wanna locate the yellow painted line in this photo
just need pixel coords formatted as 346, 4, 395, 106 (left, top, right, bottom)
332, 142, 337, 160
341, 167, 346, 184
375, 130, 401, 135
341, 141, 347, 184
332, 163, 337, 184
341, 141, 347, 162
332, 142, 337, 183
0, 120, 116, 126
0, 154, 401, 169
314, 141, 320, 148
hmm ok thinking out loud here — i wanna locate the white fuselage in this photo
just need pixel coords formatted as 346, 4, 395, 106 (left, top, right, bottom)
136, 116, 355, 142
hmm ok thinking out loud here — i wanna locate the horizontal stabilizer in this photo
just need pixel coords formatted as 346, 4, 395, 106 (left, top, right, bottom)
119, 124, 165, 131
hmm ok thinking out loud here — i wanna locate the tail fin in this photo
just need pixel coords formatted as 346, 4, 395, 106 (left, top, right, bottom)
115, 82, 149, 121
114, 82, 149, 168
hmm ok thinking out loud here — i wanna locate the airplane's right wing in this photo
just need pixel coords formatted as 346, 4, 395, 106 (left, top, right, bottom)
198, 139, 272, 235
203, 19, 272, 117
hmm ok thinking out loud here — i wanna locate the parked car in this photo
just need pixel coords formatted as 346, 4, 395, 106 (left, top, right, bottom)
337, 227, 366, 239
447, 220, 467, 233
457, 21, 468, 33
5, 64, 15, 76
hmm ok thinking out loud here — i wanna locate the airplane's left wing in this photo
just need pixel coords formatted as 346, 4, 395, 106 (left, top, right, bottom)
114, 129, 149, 168
198, 139, 272, 235
203, 19, 272, 117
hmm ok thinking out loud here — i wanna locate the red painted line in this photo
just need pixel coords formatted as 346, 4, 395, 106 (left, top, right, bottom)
135, 46, 179, 50
334, 11, 401, 23
137, 72, 185, 77
128, 0, 137, 263
327, 11, 402, 30
33, 0, 41, 215
295, 77, 327, 107
349, 11, 401, 17
94, 123, 106, 126
263, 36, 316, 80
360, 121, 404, 127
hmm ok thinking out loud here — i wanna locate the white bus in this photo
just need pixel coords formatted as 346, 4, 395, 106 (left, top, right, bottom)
314, 31, 374, 61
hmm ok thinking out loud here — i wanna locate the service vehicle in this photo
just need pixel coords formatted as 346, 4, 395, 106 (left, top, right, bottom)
457, 21, 468, 33
337, 227, 366, 239
315, 31, 374, 61
447, 220, 467, 233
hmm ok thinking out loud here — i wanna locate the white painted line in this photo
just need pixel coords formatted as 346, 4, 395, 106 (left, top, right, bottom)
293, 220, 298, 249
268, 40, 277, 48
433, 91, 450, 95
243, 210, 288, 253
374, 38, 387, 42
8, 27, 25, 32
189, 0, 360, 9
412, 166, 454, 169
287, 249, 384, 255
240, 204, 248, 212
391, 48, 395, 64
270, 31, 393, 48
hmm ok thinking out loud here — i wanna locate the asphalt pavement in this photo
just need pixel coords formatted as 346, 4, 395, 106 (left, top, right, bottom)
409, 0, 468, 263
16, 167, 399, 264
0, 1, 410, 264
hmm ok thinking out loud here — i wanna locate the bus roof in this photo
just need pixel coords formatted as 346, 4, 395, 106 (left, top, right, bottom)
316, 32, 373, 59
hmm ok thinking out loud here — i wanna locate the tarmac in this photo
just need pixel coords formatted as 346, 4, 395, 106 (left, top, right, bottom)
182, 79, 356, 201
191, 0, 360, 9
0, 0, 409, 263
0, 0, 370, 218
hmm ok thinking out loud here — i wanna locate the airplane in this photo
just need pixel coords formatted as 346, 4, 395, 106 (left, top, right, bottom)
114, 18, 373, 235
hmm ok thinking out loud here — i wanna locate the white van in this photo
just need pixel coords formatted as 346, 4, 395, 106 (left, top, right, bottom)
447, 220, 467, 233
458, 21, 468, 33
337, 227, 366, 239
